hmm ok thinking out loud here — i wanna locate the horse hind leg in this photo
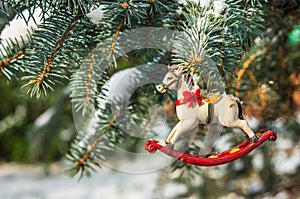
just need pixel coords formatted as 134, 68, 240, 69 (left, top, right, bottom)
224, 99, 257, 142
237, 119, 258, 142
232, 99, 258, 142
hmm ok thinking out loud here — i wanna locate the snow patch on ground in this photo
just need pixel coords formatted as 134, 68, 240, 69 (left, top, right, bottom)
0, 163, 159, 199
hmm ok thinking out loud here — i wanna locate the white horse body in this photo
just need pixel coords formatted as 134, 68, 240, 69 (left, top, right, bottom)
156, 67, 257, 147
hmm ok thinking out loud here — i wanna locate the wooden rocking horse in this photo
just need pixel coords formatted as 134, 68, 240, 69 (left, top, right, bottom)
144, 65, 277, 166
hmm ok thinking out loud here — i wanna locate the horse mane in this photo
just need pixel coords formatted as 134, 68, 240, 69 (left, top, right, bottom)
169, 66, 198, 91
184, 73, 195, 91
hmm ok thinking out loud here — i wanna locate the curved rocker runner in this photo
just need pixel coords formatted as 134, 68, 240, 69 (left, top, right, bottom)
144, 129, 277, 166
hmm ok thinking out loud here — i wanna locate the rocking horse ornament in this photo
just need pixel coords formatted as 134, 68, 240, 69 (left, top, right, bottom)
144, 65, 277, 166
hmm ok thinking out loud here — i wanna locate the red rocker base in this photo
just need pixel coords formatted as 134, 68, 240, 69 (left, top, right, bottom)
144, 129, 277, 166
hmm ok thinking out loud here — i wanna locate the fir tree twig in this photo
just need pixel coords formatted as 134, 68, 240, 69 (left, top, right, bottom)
0, 50, 25, 76
85, 49, 95, 106
109, 19, 124, 57
67, 110, 120, 178
26, 13, 82, 97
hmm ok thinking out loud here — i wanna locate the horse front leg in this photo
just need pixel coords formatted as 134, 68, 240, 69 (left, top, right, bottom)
166, 120, 198, 149
164, 122, 181, 149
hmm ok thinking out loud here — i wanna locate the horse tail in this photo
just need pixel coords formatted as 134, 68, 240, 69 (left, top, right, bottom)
236, 99, 244, 120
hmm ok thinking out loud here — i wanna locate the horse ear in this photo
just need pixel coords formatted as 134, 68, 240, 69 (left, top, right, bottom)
177, 65, 185, 74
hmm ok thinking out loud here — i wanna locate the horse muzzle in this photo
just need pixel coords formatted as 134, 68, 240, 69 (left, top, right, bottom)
156, 84, 168, 93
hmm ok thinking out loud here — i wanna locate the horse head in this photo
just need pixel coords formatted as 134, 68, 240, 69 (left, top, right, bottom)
156, 65, 184, 93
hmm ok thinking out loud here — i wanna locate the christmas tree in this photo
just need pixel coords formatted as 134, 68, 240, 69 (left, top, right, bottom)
0, 0, 299, 198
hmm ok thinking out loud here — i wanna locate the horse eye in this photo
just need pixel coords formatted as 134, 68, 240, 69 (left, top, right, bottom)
167, 77, 173, 80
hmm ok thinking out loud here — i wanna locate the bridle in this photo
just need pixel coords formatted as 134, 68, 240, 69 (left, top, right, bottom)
159, 71, 181, 91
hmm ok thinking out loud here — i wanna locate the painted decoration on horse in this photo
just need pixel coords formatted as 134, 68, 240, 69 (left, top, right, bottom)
144, 65, 277, 166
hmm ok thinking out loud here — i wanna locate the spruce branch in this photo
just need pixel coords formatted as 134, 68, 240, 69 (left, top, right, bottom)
66, 107, 122, 179
2, 0, 52, 24
20, 9, 89, 98
24, 12, 81, 98
109, 18, 124, 57
85, 49, 95, 107
0, 50, 25, 70
172, 0, 266, 83
70, 45, 111, 116
148, 0, 179, 22
65, 0, 100, 14
1, 0, 98, 24
69, 43, 111, 116
0, 30, 32, 79
0, 50, 25, 79
68, 50, 173, 177
69, 0, 171, 116
102, 0, 150, 27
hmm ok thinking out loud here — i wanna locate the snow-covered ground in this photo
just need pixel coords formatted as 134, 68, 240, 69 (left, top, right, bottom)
0, 163, 160, 199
